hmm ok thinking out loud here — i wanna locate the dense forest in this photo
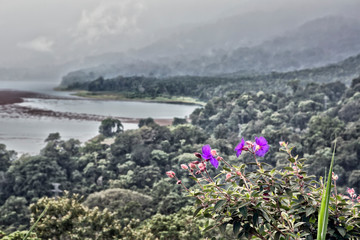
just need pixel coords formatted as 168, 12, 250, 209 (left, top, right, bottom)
60, 53, 360, 102
0, 73, 359, 239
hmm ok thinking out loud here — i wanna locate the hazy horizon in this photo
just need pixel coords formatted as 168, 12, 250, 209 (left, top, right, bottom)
1, 0, 360, 82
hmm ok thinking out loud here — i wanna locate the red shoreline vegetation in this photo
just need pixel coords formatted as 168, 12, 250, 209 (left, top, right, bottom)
0, 90, 49, 105
0, 90, 173, 126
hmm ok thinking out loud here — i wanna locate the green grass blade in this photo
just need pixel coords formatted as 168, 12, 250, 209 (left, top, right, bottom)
317, 141, 336, 240
22, 205, 49, 240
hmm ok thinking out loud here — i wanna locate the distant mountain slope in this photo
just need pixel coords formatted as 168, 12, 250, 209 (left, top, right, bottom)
253, 53, 360, 85
135, 10, 300, 59
60, 53, 360, 101
60, 15, 360, 82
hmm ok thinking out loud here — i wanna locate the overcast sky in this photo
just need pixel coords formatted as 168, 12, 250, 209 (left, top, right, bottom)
0, 0, 359, 68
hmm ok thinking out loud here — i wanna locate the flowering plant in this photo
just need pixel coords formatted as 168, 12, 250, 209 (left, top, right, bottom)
167, 137, 360, 239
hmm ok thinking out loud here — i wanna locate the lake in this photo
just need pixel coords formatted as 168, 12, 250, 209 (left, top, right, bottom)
0, 81, 199, 155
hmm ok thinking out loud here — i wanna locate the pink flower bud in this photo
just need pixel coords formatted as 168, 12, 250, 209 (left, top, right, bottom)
211, 149, 217, 156
357, 196, 360, 203
189, 163, 196, 169
194, 152, 202, 159
181, 164, 188, 170
216, 156, 223, 161
332, 172, 338, 181
236, 171, 242, 176
166, 171, 176, 178
177, 180, 182, 185
198, 162, 206, 171
347, 188, 356, 198
195, 170, 201, 175
226, 173, 232, 181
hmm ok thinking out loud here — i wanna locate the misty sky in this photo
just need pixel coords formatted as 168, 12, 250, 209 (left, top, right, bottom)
0, 0, 359, 69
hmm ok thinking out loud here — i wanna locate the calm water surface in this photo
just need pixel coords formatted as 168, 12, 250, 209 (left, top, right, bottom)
0, 81, 199, 155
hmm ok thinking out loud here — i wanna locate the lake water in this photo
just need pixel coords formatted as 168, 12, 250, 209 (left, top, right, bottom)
0, 81, 199, 155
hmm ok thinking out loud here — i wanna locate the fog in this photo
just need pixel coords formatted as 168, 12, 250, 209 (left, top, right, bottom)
0, 0, 359, 81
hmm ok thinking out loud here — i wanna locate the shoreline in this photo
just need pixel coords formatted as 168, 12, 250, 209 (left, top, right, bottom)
0, 90, 174, 126
69, 90, 205, 106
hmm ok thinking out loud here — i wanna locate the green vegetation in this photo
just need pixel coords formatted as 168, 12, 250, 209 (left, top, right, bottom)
0, 75, 359, 239
61, 53, 360, 102
166, 140, 359, 239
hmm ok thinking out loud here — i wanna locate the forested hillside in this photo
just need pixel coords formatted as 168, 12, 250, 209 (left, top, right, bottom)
1, 76, 359, 239
60, 53, 360, 101
59, 16, 360, 80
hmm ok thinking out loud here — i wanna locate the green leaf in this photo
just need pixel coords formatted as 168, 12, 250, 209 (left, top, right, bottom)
336, 227, 346, 237
203, 223, 215, 231
317, 140, 336, 240
346, 225, 354, 231
239, 206, 247, 218
288, 157, 295, 163
284, 167, 295, 171
193, 206, 202, 217
306, 207, 315, 217
253, 211, 259, 226
189, 176, 198, 181
274, 231, 281, 240
219, 222, 227, 234
23, 205, 49, 240
222, 166, 231, 172
294, 222, 306, 228
259, 208, 271, 222
233, 221, 241, 235
214, 200, 226, 211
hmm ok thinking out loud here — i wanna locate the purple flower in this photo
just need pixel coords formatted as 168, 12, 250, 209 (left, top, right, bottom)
234, 138, 245, 157
201, 145, 219, 169
253, 136, 269, 157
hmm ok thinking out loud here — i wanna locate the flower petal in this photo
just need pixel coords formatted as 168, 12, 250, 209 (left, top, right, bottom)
201, 144, 212, 159
234, 138, 245, 157
210, 156, 219, 169
254, 136, 269, 157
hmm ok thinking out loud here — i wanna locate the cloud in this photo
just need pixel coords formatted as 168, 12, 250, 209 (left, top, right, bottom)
17, 36, 54, 52
74, 0, 145, 44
